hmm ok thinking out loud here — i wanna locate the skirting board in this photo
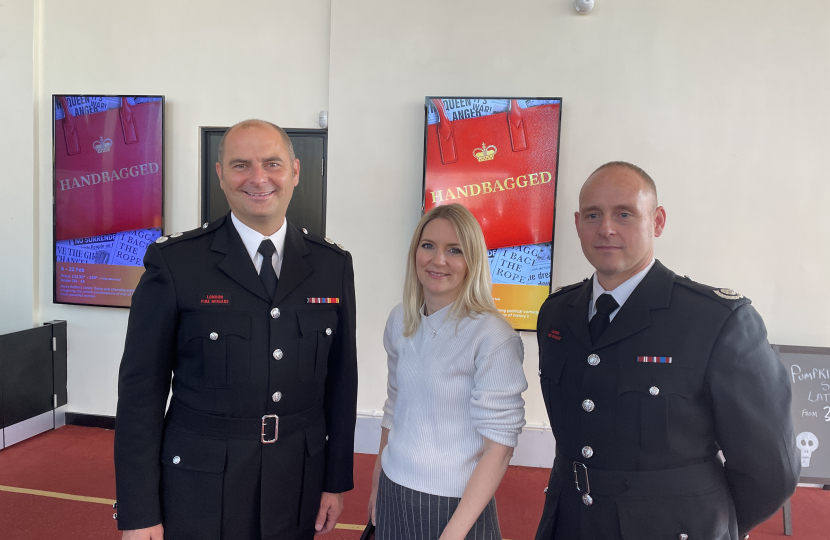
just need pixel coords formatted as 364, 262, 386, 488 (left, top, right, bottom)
354, 413, 556, 468
65, 412, 116, 430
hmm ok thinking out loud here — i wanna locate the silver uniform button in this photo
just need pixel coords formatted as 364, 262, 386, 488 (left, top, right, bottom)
324, 237, 334, 244
155, 236, 168, 243
325, 328, 332, 336
271, 308, 280, 318
582, 493, 593, 506
582, 399, 595, 412
587, 354, 600, 366
680, 535, 689, 540
649, 386, 660, 396
582, 446, 594, 459
209, 332, 218, 341
543, 487, 548, 493
538, 369, 542, 376
302, 228, 308, 234
172, 456, 181, 464
113, 513, 118, 519
271, 391, 282, 402
170, 232, 183, 238
113, 502, 118, 509
273, 349, 283, 360
202, 222, 209, 229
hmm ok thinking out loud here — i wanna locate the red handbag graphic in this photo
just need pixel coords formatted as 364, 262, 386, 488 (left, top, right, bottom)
54, 97, 163, 241
424, 99, 560, 250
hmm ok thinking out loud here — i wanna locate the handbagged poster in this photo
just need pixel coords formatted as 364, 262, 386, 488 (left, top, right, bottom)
53, 95, 164, 308
423, 97, 561, 331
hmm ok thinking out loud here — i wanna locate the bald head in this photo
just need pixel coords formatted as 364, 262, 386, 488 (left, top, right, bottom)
575, 161, 666, 290
217, 119, 295, 165
582, 161, 658, 211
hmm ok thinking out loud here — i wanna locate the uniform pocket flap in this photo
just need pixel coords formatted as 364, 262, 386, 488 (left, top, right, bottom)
179, 311, 251, 343
161, 429, 227, 473
297, 309, 339, 337
617, 365, 695, 397
305, 417, 328, 457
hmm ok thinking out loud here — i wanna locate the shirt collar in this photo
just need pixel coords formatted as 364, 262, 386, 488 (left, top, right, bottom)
590, 259, 655, 321
230, 213, 287, 266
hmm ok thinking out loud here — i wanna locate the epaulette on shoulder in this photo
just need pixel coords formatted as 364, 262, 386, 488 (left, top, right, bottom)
300, 227, 348, 255
675, 274, 751, 310
153, 216, 225, 248
548, 278, 589, 299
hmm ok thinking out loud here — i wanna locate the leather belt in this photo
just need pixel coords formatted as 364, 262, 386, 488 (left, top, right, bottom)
166, 399, 323, 444
554, 456, 727, 499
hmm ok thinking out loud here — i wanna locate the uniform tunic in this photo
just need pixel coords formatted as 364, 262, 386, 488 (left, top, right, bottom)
535, 260, 799, 540
114, 215, 357, 540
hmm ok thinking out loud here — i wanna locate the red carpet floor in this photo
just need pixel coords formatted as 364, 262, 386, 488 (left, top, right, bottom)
0, 426, 827, 540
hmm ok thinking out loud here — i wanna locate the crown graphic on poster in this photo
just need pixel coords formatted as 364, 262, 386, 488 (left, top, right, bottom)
473, 143, 497, 162
93, 136, 113, 154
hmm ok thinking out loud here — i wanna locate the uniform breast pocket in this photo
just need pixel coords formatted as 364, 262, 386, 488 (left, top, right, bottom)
297, 309, 339, 382
617, 365, 694, 452
178, 311, 252, 388
540, 356, 566, 430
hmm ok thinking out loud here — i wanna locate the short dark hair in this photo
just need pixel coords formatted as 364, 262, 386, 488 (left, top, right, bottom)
216, 119, 295, 165
590, 161, 657, 205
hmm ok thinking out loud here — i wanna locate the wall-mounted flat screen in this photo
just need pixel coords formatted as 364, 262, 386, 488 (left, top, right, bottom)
53, 95, 164, 308
423, 97, 562, 331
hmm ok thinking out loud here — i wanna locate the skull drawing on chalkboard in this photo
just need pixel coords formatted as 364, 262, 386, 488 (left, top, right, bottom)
796, 432, 819, 467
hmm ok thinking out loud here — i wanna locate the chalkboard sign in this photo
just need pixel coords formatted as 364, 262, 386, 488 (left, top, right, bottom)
773, 344, 830, 484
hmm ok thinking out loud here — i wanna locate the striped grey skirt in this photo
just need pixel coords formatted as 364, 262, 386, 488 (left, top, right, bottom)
375, 471, 502, 540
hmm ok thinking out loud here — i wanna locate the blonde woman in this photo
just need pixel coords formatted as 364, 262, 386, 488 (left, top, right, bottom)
368, 204, 528, 540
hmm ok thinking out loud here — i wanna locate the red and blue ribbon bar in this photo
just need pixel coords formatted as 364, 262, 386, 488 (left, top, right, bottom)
637, 356, 672, 363
307, 297, 340, 304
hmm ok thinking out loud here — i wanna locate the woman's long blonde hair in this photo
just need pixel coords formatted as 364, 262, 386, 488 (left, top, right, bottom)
402, 204, 503, 336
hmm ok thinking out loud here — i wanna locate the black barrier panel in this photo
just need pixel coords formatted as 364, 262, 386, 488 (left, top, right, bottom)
0, 326, 54, 428
45, 320, 68, 407
774, 344, 830, 484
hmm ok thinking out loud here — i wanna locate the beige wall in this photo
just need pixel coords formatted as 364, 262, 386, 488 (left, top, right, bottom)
328, 0, 830, 425
0, 0, 36, 335
1, 0, 827, 424
34, 0, 331, 415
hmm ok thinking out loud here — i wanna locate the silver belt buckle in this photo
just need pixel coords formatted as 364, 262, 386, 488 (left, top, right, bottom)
573, 461, 593, 506
261, 414, 279, 444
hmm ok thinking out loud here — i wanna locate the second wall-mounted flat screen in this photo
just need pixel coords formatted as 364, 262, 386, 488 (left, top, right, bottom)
423, 97, 562, 331
53, 95, 164, 308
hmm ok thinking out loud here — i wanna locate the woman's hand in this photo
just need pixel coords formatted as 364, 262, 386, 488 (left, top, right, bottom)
368, 428, 390, 525
438, 437, 513, 540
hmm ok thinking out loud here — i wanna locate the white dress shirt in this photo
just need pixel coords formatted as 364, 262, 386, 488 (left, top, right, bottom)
589, 259, 656, 323
230, 213, 287, 278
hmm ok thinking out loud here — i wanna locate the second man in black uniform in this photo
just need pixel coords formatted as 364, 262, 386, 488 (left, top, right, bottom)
535, 162, 799, 540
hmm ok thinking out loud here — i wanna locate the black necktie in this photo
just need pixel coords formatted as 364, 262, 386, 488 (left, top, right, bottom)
589, 293, 619, 344
257, 239, 278, 299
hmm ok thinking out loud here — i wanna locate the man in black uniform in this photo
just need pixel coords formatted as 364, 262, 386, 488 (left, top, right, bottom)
535, 162, 799, 540
114, 120, 357, 540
